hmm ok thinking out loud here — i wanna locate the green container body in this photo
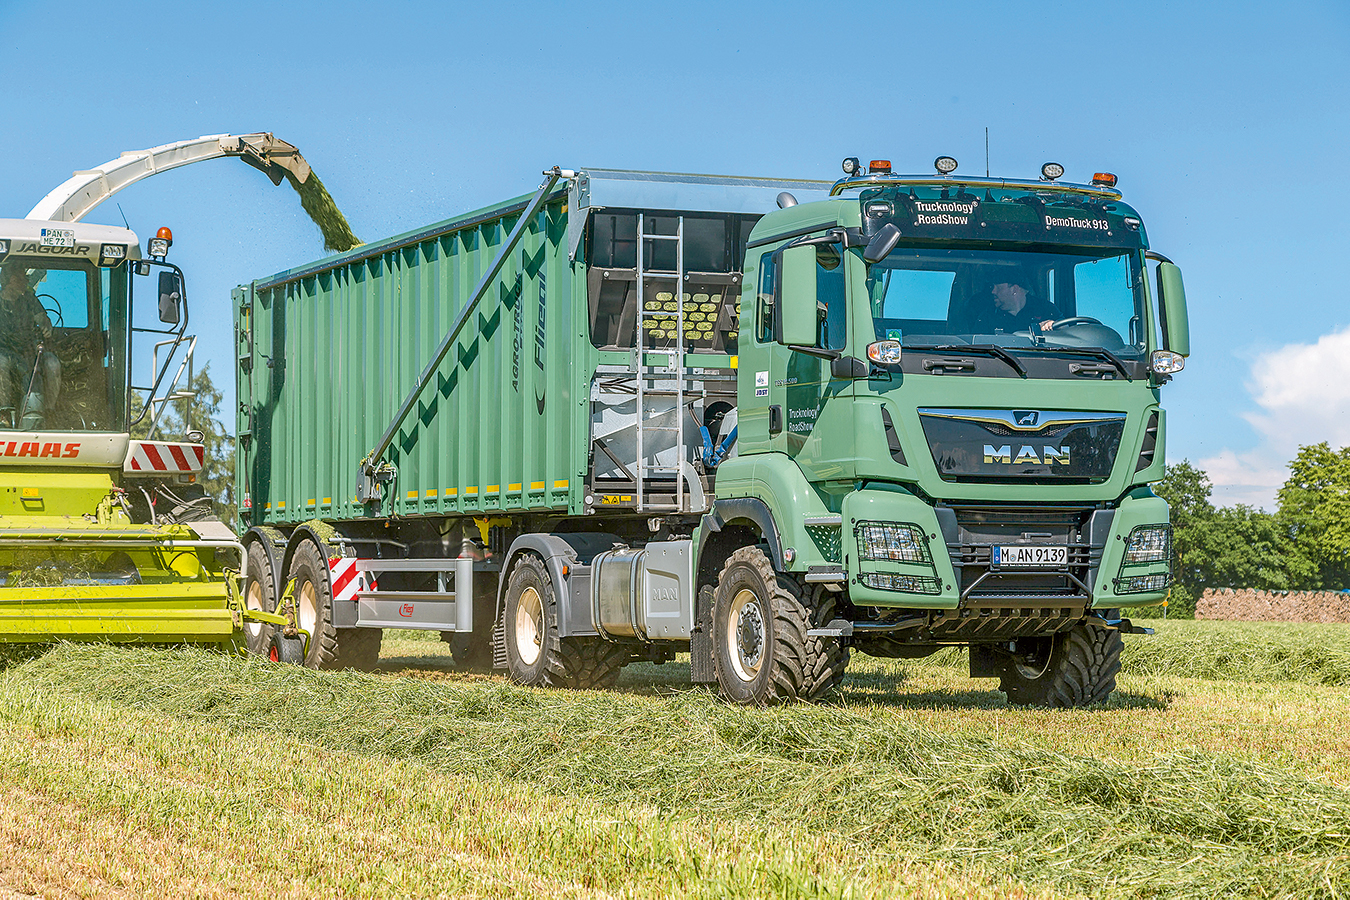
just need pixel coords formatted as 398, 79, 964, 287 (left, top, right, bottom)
236, 192, 593, 525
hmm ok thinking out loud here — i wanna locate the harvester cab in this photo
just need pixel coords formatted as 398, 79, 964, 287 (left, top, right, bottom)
0, 218, 249, 646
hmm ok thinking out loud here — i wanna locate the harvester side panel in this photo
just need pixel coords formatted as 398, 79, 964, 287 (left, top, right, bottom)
239, 196, 586, 526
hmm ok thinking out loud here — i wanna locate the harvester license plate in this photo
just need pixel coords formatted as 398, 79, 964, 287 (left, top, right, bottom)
39, 228, 75, 247
993, 546, 1067, 567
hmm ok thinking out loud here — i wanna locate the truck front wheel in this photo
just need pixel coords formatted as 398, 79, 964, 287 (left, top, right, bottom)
998, 620, 1122, 708
712, 547, 848, 705
502, 553, 626, 690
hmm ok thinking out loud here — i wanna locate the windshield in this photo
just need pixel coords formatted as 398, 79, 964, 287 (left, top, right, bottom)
0, 259, 128, 432
867, 246, 1149, 357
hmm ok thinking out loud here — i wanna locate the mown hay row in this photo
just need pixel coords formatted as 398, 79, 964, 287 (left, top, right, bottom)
1199, 588, 1350, 623
7, 644, 1349, 900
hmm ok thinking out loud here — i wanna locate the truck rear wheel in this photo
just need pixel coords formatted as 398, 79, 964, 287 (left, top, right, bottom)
998, 620, 1122, 708
287, 540, 382, 672
243, 541, 276, 657
502, 553, 625, 690
712, 547, 848, 705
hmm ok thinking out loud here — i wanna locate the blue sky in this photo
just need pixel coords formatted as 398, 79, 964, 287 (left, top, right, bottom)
3, 0, 1347, 508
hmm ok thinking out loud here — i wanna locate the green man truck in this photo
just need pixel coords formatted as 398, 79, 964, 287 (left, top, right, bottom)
234, 158, 1188, 706
0, 217, 248, 644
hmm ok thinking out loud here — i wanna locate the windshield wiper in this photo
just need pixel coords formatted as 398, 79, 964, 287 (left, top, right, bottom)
910, 343, 1028, 378
1025, 346, 1134, 381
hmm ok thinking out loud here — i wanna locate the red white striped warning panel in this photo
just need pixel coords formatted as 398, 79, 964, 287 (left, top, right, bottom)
330, 556, 377, 605
123, 440, 206, 474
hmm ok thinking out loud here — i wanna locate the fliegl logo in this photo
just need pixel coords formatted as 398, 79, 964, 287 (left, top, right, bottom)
984, 444, 1071, 466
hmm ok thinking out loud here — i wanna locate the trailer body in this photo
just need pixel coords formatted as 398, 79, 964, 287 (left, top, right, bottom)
234, 164, 1188, 703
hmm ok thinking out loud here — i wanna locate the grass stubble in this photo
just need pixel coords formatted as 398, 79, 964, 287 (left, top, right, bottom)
0, 621, 1345, 899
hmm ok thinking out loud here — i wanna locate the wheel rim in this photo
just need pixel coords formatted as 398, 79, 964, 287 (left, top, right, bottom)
726, 588, 766, 683
299, 580, 319, 636
268, 644, 279, 662
515, 586, 543, 666
244, 580, 264, 640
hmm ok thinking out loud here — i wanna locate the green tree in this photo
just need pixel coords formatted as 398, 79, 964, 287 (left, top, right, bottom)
1153, 460, 1216, 615
130, 363, 236, 527
1277, 442, 1350, 589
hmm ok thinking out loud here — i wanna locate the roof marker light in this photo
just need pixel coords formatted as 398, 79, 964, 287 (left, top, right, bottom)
1092, 172, 1118, 187
934, 156, 958, 175
869, 160, 892, 175
1040, 162, 1065, 181
842, 157, 861, 175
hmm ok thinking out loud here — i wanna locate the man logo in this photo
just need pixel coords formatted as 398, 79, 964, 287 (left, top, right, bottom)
1013, 410, 1039, 428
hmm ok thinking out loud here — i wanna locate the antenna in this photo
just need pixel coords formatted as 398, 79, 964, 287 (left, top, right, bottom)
117, 203, 130, 229
985, 127, 990, 177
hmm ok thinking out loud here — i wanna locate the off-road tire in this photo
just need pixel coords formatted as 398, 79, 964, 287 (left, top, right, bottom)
503, 553, 627, 689
287, 539, 382, 671
712, 547, 848, 705
268, 631, 305, 665
242, 541, 277, 657
999, 620, 1122, 708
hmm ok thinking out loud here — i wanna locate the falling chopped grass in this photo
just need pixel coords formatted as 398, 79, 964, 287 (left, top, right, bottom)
284, 170, 360, 253
6, 643, 1348, 899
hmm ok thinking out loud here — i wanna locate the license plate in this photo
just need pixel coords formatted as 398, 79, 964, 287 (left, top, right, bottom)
993, 545, 1067, 567
39, 228, 75, 248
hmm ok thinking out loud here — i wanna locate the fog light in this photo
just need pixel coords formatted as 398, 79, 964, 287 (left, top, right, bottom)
860, 572, 941, 594
1151, 350, 1185, 374
934, 156, 958, 174
856, 522, 929, 563
867, 340, 902, 365
1124, 525, 1172, 564
1115, 573, 1170, 594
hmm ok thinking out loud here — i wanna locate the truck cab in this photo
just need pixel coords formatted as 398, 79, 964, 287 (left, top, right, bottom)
700, 160, 1187, 704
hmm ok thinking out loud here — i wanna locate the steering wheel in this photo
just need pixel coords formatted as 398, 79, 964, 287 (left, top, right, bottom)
1046, 316, 1102, 330
35, 293, 64, 329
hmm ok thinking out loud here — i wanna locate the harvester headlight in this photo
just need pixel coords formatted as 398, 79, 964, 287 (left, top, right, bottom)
856, 522, 930, 564
1150, 350, 1185, 375
1040, 162, 1065, 181
866, 340, 902, 365
1123, 525, 1172, 565
934, 156, 958, 175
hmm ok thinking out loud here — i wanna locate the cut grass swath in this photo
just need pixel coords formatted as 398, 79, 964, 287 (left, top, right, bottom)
8, 643, 1348, 900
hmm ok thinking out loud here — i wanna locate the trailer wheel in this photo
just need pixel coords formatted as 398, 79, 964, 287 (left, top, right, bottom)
999, 620, 1122, 708
712, 547, 848, 705
287, 540, 382, 672
242, 541, 276, 657
503, 553, 625, 689
268, 631, 305, 665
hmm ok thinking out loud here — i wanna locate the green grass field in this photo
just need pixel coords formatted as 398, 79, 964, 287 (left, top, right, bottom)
0, 620, 1346, 899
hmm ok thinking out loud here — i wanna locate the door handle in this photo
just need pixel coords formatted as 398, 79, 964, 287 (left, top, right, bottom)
768, 405, 783, 435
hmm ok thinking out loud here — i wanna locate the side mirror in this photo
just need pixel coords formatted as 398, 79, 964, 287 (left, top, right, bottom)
1155, 262, 1189, 357
158, 270, 183, 325
863, 223, 901, 264
778, 245, 818, 346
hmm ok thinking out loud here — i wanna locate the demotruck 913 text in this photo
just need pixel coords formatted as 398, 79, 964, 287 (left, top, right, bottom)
234, 156, 1188, 706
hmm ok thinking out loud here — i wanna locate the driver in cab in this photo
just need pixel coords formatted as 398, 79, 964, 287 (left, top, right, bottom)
982, 278, 1061, 334
0, 264, 61, 430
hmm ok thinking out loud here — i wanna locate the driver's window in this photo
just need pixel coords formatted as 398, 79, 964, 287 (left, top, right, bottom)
1073, 255, 1136, 341
32, 269, 91, 329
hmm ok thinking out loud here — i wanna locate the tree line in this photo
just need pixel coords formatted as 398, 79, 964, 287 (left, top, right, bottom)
1155, 446, 1350, 616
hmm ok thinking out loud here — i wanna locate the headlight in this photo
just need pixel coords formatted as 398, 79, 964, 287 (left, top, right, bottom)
1124, 525, 1172, 564
1151, 350, 1185, 374
860, 572, 941, 594
856, 522, 930, 563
